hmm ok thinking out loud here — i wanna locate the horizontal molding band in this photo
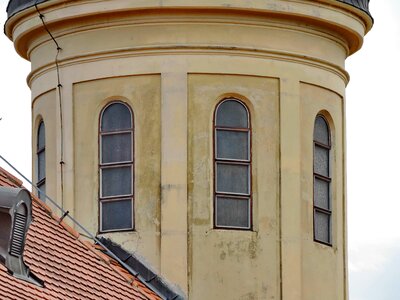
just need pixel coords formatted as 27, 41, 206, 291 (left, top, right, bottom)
27, 45, 350, 86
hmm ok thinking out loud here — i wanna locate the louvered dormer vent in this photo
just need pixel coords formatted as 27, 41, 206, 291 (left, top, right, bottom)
0, 187, 43, 286
10, 212, 27, 256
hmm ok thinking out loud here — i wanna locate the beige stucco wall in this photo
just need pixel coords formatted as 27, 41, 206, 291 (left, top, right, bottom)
300, 83, 345, 300
188, 74, 280, 299
6, 0, 372, 298
32, 90, 57, 206
73, 75, 161, 268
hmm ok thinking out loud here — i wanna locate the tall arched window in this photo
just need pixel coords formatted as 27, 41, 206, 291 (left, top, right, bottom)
313, 115, 332, 245
214, 99, 251, 229
37, 121, 46, 200
99, 102, 134, 232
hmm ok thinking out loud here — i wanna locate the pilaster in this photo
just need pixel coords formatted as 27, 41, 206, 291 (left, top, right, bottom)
160, 72, 188, 295
280, 78, 302, 300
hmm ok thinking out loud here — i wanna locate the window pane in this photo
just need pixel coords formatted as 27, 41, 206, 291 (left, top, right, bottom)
314, 210, 330, 244
216, 130, 249, 160
314, 116, 329, 145
314, 177, 330, 210
101, 199, 133, 231
102, 133, 132, 163
314, 145, 329, 177
37, 121, 45, 150
216, 163, 249, 194
101, 166, 132, 197
38, 182, 46, 201
216, 100, 248, 128
38, 151, 46, 181
101, 103, 132, 131
216, 197, 250, 228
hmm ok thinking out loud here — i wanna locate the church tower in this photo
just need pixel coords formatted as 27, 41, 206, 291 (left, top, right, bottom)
5, 0, 372, 299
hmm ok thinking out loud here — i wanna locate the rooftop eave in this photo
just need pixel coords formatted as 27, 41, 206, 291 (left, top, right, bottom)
6, 0, 373, 21
4, 0, 373, 60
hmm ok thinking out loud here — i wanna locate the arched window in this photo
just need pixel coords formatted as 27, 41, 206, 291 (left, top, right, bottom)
37, 121, 46, 200
214, 99, 251, 229
313, 115, 332, 245
99, 102, 134, 232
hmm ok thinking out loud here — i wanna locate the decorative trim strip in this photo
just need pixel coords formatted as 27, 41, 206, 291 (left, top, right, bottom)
27, 45, 349, 86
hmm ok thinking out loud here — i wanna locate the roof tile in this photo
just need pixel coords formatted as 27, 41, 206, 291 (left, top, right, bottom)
0, 167, 161, 300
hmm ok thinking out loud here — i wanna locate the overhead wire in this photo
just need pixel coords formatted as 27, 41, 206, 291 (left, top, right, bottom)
5, 2, 159, 296
0, 155, 144, 287
34, 0, 65, 208
6, 2, 160, 297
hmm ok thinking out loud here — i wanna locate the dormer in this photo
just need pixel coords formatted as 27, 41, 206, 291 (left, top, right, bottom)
0, 187, 42, 286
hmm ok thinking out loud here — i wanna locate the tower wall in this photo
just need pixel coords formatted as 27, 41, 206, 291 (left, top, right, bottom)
6, 1, 372, 299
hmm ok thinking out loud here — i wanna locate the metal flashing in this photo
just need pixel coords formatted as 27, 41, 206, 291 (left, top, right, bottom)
99, 237, 185, 300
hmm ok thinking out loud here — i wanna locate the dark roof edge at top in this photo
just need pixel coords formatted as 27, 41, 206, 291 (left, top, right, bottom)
337, 0, 372, 19
6, 0, 372, 20
98, 237, 186, 300
6, 0, 48, 18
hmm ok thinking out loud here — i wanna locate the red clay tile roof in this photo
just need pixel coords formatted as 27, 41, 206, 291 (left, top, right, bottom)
0, 166, 161, 300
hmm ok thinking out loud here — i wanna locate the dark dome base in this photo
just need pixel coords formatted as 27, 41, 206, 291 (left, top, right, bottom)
6, 0, 371, 20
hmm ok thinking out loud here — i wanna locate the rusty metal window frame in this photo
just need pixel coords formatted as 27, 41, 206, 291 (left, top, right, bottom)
313, 115, 332, 246
36, 120, 46, 200
99, 101, 134, 233
213, 98, 252, 230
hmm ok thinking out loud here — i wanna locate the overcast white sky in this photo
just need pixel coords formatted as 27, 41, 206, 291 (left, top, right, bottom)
345, 1, 400, 299
0, 1, 398, 299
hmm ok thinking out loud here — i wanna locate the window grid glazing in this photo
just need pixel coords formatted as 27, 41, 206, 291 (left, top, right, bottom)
313, 115, 332, 245
99, 102, 134, 232
214, 99, 251, 230
37, 121, 46, 201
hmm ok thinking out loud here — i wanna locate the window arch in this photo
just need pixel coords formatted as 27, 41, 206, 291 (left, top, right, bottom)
37, 120, 46, 200
313, 115, 332, 245
214, 98, 251, 229
99, 102, 134, 232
